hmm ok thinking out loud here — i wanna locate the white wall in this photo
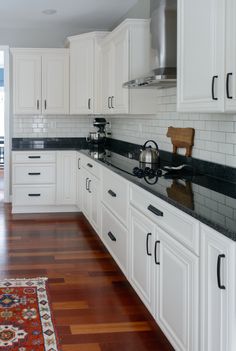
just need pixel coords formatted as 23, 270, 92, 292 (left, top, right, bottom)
0, 25, 103, 48
114, 0, 150, 28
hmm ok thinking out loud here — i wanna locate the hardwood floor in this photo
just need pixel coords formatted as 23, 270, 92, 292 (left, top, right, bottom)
0, 203, 174, 351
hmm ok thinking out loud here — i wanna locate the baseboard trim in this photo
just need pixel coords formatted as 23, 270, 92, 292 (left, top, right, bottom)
12, 205, 79, 214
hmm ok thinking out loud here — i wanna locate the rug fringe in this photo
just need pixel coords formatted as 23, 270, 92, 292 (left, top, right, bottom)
0, 277, 48, 281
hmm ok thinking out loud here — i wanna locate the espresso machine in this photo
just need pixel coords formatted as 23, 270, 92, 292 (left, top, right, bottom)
87, 118, 110, 145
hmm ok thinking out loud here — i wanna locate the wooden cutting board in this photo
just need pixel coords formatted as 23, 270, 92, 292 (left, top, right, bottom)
166, 126, 195, 157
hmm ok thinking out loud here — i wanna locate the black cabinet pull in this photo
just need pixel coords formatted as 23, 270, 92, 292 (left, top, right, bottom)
85, 177, 89, 190
28, 156, 41, 159
217, 254, 226, 290
88, 179, 92, 193
108, 189, 116, 197
37, 99, 40, 110
78, 158, 80, 170
148, 205, 163, 217
28, 194, 41, 197
154, 240, 160, 265
146, 233, 152, 256
108, 97, 111, 109
212, 75, 218, 100
226, 73, 233, 99
108, 231, 116, 242
88, 98, 91, 110
111, 96, 115, 109
87, 163, 93, 168
28, 173, 41, 176
44, 100, 47, 110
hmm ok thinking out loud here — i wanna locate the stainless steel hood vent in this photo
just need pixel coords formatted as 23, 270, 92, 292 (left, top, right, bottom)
123, 0, 177, 89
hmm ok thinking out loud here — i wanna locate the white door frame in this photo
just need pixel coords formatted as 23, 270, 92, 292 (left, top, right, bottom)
0, 46, 10, 202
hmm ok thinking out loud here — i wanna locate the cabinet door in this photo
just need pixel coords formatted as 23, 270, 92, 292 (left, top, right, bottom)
70, 39, 94, 114
89, 175, 100, 234
200, 225, 235, 351
101, 41, 114, 114
112, 29, 129, 114
56, 151, 76, 205
225, 0, 236, 111
155, 227, 199, 351
13, 54, 41, 115
76, 154, 83, 209
81, 168, 90, 219
42, 53, 69, 115
177, 0, 225, 112
129, 207, 155, 313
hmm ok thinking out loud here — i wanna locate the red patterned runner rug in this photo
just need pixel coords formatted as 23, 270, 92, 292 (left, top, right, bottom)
0, 278, 61, 350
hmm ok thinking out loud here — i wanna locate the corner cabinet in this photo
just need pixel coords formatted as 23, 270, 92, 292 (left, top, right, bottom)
68, 32, 108, 115
56, 151, 77, 205
200, 224, 236, 351
101, 19, 158, 115
177, 0, 236, 113
12, 49, 69, 115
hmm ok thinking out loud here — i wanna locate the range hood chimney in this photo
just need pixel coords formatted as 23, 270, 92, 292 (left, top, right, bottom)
123, 0, 177, 89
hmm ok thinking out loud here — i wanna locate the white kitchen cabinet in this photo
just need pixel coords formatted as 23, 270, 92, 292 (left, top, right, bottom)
42, 53, 69, 114
56, 151, 77, 205
12, 151, 57, 213
68, 32, 108, 115
12, 49, 69, 115
101, 19, 158, 115
200, 224, 236, 351
129, 207, 155, 313
177, 0, 225, 112
156, 226, 199, 351
81, 163, 101, 234
76, 153, 83, 210
13, 54, 41, 115
225, 0, 236, 111
102, 204, 128, 274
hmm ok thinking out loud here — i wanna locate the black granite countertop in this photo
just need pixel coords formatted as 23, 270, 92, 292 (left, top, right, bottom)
12, 137, 236, 241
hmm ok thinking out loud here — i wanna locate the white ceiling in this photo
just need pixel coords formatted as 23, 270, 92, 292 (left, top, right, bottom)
0, 0, 138, 30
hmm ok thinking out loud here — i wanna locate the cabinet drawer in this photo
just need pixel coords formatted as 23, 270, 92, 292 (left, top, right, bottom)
81, 155, 101, 178
13, 185, 55, 206
13, 151, 56, 164
102, 168, 129, 225
130, 184, 199, 255
13, 164, 55, 184
102, 205, 127, 274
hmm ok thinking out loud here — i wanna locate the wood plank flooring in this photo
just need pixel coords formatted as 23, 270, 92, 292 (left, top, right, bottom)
1, 203, 174, 351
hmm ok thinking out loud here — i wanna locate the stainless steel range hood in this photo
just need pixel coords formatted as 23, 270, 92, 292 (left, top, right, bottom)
123, 0, 177, 89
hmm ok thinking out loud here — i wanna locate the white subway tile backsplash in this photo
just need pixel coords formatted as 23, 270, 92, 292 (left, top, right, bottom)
13, 89, 236, 168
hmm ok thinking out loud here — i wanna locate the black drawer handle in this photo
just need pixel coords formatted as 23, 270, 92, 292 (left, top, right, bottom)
28, 194, 41, 197
148, 205, 163, 217
87, 163, 93, 168
217, 254, 226, 290
154, 240, 160, 265
28, 156, 41, 159
108, 189, 116, 197
108, 231, 116, 242
146, 233, 152, 256
28, 172, 41, 176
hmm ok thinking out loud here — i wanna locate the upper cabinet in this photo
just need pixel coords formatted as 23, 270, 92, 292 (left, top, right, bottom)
68, 32, 108, 115
177, 0, 225, 112
178, 0, 236, 113
12, 49, 69, 115
101, 19, 158, 115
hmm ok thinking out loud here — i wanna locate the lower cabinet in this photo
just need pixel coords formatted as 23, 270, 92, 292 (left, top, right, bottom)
156, 226, 199, 351
200, 224, 236, 351
56, 151, 77, 205
129, 205, 199, 351
81, 167, 101, 234
101, 204, 128, 274
129, 207, 155, 313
